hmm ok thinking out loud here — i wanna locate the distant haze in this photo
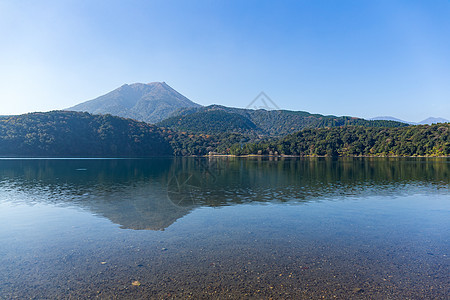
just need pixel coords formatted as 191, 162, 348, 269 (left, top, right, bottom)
371, 116, 449, 125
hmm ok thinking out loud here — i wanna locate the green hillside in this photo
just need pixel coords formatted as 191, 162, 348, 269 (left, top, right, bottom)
158, 110, 258, 134
0, 111, 447, 158
159, 105, 407, 136
0, 111, 173, 157
233, 124, 450, 157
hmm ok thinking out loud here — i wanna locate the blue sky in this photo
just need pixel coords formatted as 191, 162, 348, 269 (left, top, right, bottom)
1, 0, 449, 121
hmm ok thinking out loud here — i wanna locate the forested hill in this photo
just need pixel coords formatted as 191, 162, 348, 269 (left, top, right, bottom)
0, 111, 173, 157
0, 111, 447, 158
158, 110, 258, 134
233, 124, 450, 157
158, 105, 407, 136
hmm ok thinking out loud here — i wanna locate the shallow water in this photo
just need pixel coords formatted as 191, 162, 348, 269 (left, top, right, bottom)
0, 157, 449, 299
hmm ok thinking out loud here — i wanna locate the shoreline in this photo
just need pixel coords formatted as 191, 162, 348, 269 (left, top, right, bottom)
205, 154, 450, 158
0, 154, 448, 159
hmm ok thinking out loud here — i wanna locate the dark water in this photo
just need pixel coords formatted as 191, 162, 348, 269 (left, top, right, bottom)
0, 157, 448, 299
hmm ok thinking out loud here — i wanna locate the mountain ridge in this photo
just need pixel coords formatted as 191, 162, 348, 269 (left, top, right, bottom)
64, 81, 449, 136
418, 117, 449, 125
158, 104, 408, 136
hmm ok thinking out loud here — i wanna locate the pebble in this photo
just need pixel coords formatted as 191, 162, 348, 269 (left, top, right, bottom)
132, 281, 141, 286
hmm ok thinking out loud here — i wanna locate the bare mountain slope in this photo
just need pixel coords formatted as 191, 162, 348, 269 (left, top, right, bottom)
68, 82, 201, 123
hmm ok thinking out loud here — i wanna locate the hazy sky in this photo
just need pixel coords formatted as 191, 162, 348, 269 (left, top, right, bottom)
1, 0, 449, 121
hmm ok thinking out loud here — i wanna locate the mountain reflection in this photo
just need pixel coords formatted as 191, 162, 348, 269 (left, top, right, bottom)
0, 157, 448, 230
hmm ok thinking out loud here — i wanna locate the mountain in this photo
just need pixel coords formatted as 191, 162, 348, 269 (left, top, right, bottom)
418, 117, 449, 125
0, 111, 173, 157
370, 116, 413, 124
158, 105, 408, 136
67, 82, 201, 124
371, 116, 449, 125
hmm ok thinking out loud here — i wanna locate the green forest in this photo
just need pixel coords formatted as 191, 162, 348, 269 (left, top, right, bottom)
158, 105, 407, 136
230, 125, 450, 157
0, 111, 172, 157
0, 111, 448, 157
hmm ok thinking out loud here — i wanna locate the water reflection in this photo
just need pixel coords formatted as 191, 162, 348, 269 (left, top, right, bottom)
166, 157, 449, 206
0, 157, 448, 230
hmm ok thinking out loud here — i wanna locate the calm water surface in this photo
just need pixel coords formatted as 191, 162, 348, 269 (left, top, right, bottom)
0, 157, 449, 299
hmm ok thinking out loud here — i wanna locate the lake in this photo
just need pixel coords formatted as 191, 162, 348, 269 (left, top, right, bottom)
0, 157, 448, 299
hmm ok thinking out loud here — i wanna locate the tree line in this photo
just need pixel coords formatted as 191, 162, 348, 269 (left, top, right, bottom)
227, 124, 449, 157
0, 111, 448, 157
